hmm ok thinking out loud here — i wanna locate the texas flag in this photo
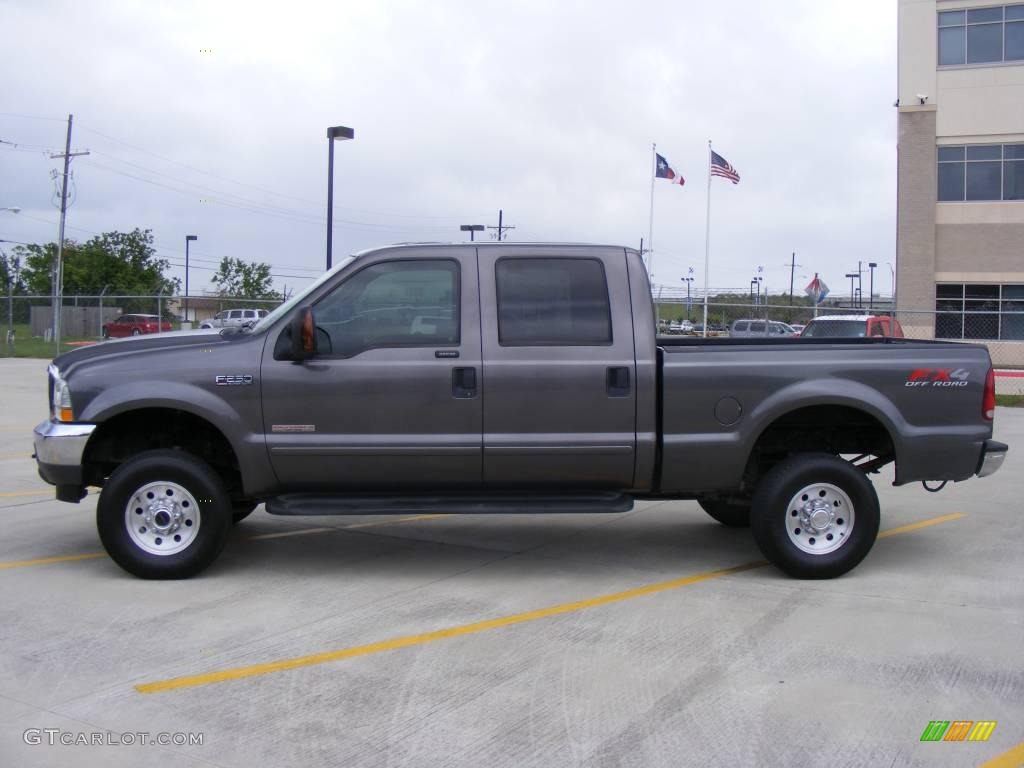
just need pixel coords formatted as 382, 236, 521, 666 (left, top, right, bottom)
655, 153, 685, 185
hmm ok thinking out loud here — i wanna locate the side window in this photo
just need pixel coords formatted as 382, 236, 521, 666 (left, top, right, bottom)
314, 259, 459, 357
734, 322, 748, 333
229, 310, 242, 320
870, 320, 885, 336
750, 322, 766, 333
495, 257, 612, 346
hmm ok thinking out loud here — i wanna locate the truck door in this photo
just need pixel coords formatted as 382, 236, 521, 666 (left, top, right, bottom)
260, 247, 482, 489
477, 246, 637, 488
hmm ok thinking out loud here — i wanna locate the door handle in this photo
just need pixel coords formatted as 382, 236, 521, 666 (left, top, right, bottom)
452, 367, 477, 399
606, 366, 631, 397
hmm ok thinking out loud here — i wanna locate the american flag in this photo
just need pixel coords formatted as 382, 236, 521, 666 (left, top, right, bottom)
710, 150, 740, 184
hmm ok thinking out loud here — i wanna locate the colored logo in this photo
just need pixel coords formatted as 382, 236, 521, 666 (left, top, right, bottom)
920, 721, 996, 742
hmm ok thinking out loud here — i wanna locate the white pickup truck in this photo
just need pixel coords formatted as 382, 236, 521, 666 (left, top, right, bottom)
198, 308, 269, 329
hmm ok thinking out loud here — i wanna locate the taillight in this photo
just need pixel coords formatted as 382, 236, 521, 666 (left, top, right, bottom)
983, 368, 996, 421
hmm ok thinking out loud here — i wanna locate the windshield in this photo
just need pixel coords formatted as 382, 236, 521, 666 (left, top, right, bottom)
250, 256, 356, 332
801, 320, 867, 338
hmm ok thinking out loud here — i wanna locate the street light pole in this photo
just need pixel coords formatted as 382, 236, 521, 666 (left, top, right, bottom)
868, 262, 877, 310
325, 125, 355, 270
185, 235, 197, 323
845, 272, 858, 306
682, 276, 694, 321
459, 224, 484, 241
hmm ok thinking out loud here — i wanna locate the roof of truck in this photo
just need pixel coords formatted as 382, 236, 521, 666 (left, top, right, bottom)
352, 242, 638, 258
810, 315, 888, 322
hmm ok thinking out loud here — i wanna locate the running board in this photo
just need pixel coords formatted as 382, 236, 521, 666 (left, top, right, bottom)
265, 492, 634, 516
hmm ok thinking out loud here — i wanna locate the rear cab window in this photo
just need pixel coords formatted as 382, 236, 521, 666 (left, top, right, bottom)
495, 257, 612, 345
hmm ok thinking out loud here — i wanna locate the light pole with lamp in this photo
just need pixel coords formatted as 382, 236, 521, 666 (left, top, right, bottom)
867, 262, 877, 309
185, 235, 197, 325
682, 275, 694, 321
326, 125, 355, 270
2, 208, 19, 343
845, 273, 859, 307
460, 224, 484, 241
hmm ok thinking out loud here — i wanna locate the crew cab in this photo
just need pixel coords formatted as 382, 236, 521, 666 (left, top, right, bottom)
33, 244, 1007, 579
198, 308, 269, 329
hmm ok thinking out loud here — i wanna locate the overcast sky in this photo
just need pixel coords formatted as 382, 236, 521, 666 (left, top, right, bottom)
0, 0, 897, 299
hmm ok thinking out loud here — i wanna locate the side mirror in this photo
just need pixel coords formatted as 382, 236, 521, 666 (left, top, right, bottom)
290, 306, 317, 361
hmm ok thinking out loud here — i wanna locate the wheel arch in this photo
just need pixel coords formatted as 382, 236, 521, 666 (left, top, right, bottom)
742, 388, 902, 489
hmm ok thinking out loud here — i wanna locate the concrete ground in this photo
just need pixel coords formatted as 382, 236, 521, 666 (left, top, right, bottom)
0, 357, 1021, 768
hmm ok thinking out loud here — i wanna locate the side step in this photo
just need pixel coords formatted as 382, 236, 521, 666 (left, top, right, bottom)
265, 492, 634, 516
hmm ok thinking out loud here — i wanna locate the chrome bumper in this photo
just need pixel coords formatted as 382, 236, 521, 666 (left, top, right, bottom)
976, 439, 1008, 478
33, 420, 96, 468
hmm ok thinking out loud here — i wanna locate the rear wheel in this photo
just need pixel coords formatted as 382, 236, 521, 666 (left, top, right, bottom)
101, 327, 109, 339
751, 453, 879, 579
97, 450, 232, 579
698, 498, 750, 528
131, 329, 141, 336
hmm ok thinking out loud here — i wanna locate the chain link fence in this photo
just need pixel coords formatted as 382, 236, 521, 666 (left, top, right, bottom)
2, 294, 284, 356
653, 298, 1024, 370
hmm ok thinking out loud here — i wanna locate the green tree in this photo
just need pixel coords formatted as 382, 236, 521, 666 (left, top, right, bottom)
16, 228, 179, 300
211, 257, 279, 300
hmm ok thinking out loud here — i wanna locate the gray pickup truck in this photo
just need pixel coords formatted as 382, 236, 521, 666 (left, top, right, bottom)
33, 243, 1007, 580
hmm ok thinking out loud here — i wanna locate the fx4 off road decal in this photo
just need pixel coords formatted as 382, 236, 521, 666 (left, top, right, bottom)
905, 368, 970, 388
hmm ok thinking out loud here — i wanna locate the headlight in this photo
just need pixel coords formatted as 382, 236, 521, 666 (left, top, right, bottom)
48, 364, 74, 423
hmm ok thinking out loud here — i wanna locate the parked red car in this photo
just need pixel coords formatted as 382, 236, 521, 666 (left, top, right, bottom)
799, 314, 904, 338
102, 314, 172, 339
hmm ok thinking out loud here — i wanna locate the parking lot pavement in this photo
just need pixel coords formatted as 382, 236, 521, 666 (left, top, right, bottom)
0, 358, 1021, 768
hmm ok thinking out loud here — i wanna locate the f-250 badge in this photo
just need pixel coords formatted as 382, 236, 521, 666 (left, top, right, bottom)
215, 374, 253, 386
905, 369, 969, 388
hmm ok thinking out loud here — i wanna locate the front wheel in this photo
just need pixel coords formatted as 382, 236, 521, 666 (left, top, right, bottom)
131, 329, 141, 336
97, 450, 232, 579
751, 453, 879, 579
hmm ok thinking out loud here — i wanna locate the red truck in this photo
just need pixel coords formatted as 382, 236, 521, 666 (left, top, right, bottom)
800, 315, 904, 339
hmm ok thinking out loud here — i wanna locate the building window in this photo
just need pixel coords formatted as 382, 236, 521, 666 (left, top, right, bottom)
938, 4, 1024, 65
938, 143, 1024, 201
935, 284, 1024, 340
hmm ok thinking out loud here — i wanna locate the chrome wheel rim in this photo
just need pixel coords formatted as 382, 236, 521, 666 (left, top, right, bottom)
124, 481, 201, 556
785, 482, 854, 555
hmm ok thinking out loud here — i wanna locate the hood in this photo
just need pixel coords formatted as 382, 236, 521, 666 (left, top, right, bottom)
53, 329, 247, 373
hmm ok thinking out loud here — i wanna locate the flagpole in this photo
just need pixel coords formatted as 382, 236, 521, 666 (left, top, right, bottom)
648, 142, 656, 281
702, 140, 712, 338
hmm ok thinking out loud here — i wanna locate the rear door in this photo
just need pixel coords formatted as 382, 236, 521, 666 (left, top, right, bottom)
477, 246, 637, 488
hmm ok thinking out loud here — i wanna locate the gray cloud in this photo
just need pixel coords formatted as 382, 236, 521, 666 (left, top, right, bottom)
0, 0, 896, 297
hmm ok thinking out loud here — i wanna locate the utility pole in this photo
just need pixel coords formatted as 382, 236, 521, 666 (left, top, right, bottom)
487, 209, 515, 242
50, 114, 89, 350
785, 252, 802, 305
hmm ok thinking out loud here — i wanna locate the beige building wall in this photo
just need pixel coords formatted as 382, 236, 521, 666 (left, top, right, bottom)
897, 0, 1024, 360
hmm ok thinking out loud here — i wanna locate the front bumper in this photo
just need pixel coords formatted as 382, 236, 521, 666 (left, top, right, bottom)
33, 420, 96, 501
976, 439, 1008, 478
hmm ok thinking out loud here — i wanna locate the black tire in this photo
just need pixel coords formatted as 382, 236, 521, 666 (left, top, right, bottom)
698, 499, 751, 528
232, 502, 258, 523
751, 453, 880, 579
131, 329, 141, 336
97, 449, 232, 579
101, 327, 109, 339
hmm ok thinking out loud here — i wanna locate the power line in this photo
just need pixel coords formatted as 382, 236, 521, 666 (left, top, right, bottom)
79, 124, 488, 222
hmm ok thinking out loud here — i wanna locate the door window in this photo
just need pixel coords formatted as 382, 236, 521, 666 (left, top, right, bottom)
314, 259, 460, 357
495, 258, 611, 345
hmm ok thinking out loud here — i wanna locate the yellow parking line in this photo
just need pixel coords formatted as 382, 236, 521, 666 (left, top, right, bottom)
249, 527, 337, 541
876, 511, 966, 538
343, 513, 450, 529
135, 561, 765, 694
135, 510, 966, 694
0, 489, 51, 498
248, 514, 450, 541
979, 741, 1024, 768
0, 552, 106, 571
